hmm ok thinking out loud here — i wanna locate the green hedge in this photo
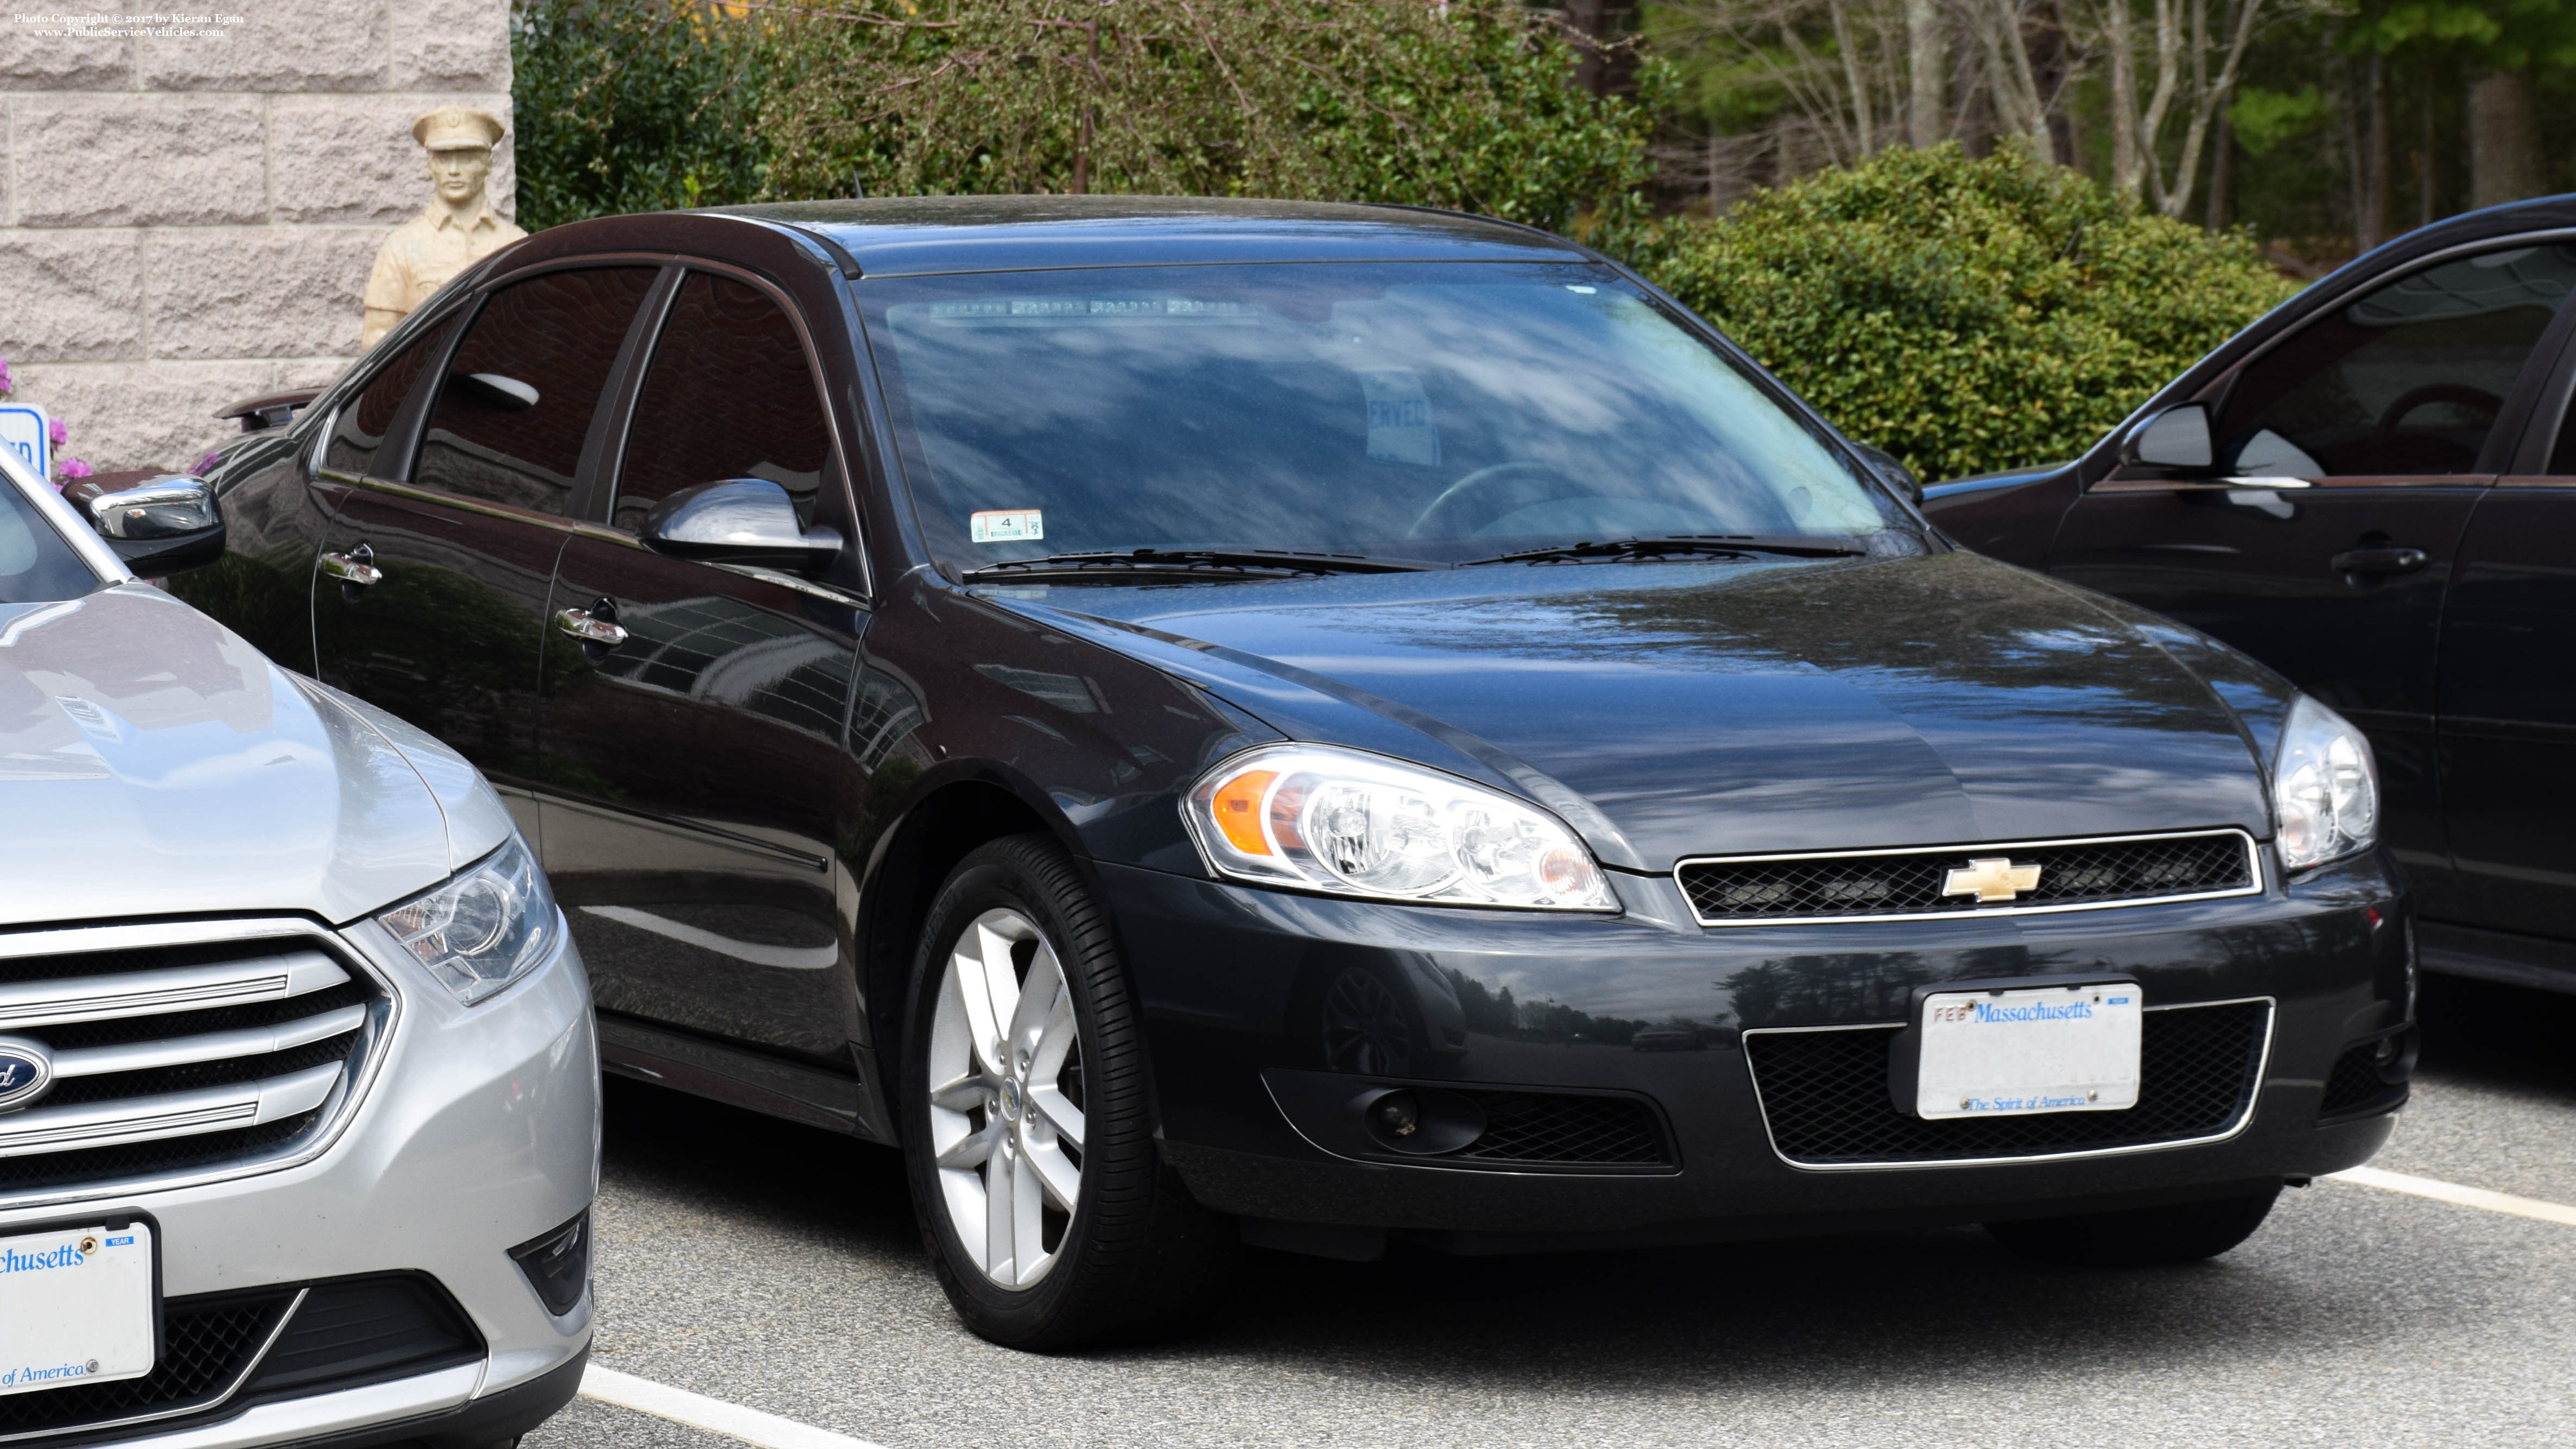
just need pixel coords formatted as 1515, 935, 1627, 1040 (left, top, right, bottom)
756, 0, 1664, 237
508, 0, 1662, 235
509, 0, 769, 230
510, 11, 2294, 480
1621, 145, 2300, 480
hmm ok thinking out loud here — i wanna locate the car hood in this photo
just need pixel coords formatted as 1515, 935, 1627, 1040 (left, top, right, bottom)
1008, 552, 2281, 871
0, 584, 511, 928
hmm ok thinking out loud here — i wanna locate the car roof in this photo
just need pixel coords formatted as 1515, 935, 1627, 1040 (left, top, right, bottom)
2328, 193, 2576, 281
697, 195, 1591, 276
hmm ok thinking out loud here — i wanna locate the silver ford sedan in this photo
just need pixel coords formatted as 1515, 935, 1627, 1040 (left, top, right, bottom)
0, 449, 595, 1447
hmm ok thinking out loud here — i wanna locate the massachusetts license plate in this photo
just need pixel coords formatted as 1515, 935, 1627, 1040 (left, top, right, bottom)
0, 1221, 155, 1396
1916, 983, 2143, 1120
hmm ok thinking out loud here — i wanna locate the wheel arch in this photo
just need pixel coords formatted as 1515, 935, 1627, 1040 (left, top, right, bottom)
855, 769, 1120, 1115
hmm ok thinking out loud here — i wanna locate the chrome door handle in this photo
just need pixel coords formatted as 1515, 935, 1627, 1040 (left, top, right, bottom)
555, 606, 628, 650
319, 548, 381, 589
2329, 547, 2428, 577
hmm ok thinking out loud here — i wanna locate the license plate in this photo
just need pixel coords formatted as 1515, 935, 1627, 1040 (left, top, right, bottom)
0, 1221, 155, 1396
1916, 983, 2142, 1120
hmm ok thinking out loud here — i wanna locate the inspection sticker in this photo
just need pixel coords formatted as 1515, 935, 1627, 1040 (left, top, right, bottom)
970, 509, 1044, 543
0, 1220, 155, 1396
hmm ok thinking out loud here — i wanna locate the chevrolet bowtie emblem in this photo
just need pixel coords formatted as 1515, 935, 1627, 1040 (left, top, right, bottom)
1943, 856, 2043, 903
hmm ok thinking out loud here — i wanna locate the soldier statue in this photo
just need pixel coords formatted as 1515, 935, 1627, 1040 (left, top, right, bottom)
361, 106, 527, 349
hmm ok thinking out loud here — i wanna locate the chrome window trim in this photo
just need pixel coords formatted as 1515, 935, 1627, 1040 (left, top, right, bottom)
313, 471, 584, 536
559, 521, 871, 609
1739, 994, 2278, 1173
1673, 827, 2265, 928
0, 916, 403, 1213
0, 1287, 310, 1445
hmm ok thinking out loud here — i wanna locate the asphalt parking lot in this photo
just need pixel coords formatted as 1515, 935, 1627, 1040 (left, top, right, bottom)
523, 973, 2576, 1449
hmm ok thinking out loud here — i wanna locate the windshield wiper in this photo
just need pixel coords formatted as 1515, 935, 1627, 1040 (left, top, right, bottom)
961, 547, 1443, 583
1457, 535, 1869, 567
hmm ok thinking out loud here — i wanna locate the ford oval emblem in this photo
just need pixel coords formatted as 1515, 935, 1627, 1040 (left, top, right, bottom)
0, 1038, 55, 1114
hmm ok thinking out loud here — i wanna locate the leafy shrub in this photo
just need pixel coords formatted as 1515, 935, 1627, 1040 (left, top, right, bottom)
510, 0, 771, 230
510, 14, 2286, 481
1619, 144, 2300, 480
510, 0, 1662, 236
758, 0, 1666, 235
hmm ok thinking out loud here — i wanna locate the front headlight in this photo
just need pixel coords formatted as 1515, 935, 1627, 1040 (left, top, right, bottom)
375, 836, 559, 1004
2272, 695, 2378, 871
1183, 744, 1618, 910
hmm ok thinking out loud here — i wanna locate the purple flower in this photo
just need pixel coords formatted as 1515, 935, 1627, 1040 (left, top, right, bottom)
60, 457, 92, 480
47, 417, 66, 446
0, 356, 12, 394
192, 449, 227, 476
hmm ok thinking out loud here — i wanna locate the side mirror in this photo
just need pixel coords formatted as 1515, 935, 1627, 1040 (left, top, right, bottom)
1852, 442, 1924, 504
640, 479, 843, 577
67, 473, 228, 574
2123, 403, 2216, 470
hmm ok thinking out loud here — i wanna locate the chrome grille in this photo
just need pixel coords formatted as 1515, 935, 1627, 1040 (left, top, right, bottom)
0, 923, 387, 1206
1676, 829, 2261, 926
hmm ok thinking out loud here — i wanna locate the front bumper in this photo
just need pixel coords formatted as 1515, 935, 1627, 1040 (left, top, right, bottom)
1109, 849, 2409, 1247
0, 918, 598, 1446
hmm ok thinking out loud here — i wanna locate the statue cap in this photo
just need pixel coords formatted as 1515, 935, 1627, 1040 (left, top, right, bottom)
413, 106, 505, 153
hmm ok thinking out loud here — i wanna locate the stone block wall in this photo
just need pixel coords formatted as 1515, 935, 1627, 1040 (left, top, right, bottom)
0, 0, 514, 472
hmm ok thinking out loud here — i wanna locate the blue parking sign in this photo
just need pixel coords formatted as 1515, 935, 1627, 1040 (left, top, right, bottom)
0, 405, 49, 482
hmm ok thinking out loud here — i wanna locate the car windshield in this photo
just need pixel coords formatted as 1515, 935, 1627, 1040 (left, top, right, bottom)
0, 455, 102, 604
862, 261, 1907, 574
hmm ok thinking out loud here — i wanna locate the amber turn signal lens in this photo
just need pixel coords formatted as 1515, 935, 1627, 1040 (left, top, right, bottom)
1211, 769, 1278, 856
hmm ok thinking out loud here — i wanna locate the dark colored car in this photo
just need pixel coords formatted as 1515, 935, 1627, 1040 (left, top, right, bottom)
1926, 197, 2576, 998
184, 198, 2410, 1350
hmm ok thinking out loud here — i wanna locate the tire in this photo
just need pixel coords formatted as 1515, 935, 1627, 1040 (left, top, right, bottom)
900, 833, 1229, 1350
1984, 1186, 2282, 1267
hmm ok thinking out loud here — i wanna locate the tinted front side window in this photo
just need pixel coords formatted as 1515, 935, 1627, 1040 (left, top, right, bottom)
863, 262, 1901, 571
2218, 244, 2576, 477
415, 267, 657, 514
324, 314, 458, 479
0, 472, 100, 604
615, 273, 832, 533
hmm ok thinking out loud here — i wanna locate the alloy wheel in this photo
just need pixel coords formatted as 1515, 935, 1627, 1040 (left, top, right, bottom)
925, 907, 1086, 1288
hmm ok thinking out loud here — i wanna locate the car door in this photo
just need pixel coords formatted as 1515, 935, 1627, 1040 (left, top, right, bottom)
535, 264, 870, 1069
2432, 341, 2576, 952
2049, 241, 2576, 900
311, 264, 663, 809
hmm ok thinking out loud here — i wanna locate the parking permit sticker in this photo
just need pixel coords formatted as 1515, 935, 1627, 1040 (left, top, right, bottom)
970, 509, 1044, 543
1358, 370, 1439, 466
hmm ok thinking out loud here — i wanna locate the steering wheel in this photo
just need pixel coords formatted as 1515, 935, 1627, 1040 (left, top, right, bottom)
2375, 383, 2503, 448
1406, 461, 1594, 540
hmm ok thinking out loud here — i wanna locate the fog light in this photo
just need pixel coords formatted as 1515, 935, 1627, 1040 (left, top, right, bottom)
1357, 1086, 1487, 1155
2373, 1036, 2400, 1066
1374, 1091, 1420, 1138
509, 1208, 591, 1317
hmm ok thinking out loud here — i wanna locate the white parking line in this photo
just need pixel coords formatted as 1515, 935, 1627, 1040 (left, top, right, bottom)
2327, 1166, 2576, 1227
570, 1166, 2571, 1448
580, 1365, 888, 1449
